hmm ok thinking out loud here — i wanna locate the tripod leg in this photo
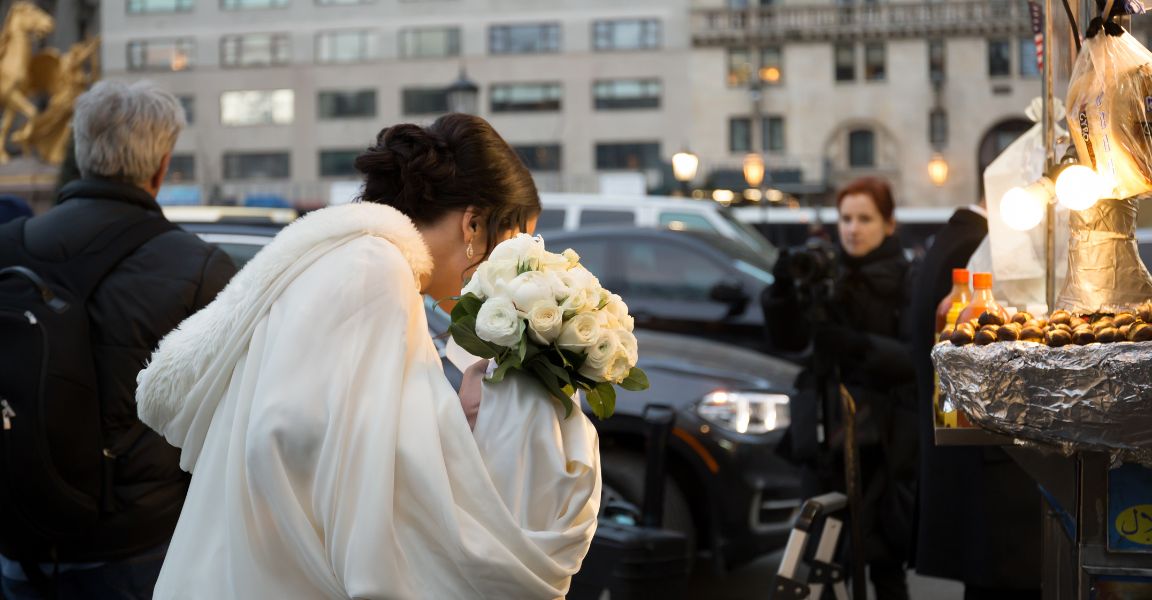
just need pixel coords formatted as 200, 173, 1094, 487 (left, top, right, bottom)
840, 384, 868, 600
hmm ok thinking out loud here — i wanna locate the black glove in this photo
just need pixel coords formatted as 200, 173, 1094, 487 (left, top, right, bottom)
813, 323, 870, 358
769, 249, 795, 296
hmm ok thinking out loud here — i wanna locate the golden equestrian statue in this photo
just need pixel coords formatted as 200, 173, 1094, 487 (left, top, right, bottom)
0, 2, 100, 165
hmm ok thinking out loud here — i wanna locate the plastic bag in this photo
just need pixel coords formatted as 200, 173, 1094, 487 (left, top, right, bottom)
1065, 10, 1152, 200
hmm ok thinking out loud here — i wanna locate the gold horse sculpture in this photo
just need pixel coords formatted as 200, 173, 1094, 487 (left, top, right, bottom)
0, 2, 55, 164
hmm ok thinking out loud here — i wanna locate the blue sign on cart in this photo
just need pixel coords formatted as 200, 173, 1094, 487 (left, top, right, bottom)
1108, 463, 1152, 552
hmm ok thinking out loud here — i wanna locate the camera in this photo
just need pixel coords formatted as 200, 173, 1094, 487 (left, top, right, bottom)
784, 239, 838, 320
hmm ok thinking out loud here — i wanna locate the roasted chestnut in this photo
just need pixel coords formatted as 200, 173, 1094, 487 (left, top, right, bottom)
1070, 316, 1087, 329
1131, 323, 1152, 342
1053, 323, 1072, 333
974, 329, 997, 345
1046, 329, 1073, 347
996, 325, 1021, 342
978, 312, 1005, 327
1020, 326, 1045, 342
1050, 310, 1072, 326
1139, 304, 1152, 323
1097, 327, 1120, 343
1073, 329, 1096, 345
1114, 313, 1137, 328
939, 326, 955, 343
1092, 318, 1115, 334
1011, 311, 1032, 325
1120, 324, 1134, 339
951, 326, 975, 346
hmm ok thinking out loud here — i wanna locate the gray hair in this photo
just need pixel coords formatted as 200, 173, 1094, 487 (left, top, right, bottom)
73, 80, 186, 186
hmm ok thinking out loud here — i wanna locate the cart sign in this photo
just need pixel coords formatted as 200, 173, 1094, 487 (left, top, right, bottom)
1108, 463, 1152, 552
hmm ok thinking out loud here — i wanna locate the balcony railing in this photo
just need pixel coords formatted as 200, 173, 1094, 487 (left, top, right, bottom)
692, 0, 1032, 45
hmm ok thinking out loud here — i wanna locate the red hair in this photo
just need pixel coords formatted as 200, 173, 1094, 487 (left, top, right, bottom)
836, 177, 895, 222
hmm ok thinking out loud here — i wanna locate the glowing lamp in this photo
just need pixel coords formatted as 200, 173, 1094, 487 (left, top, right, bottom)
1055, 165, 1107, 211
999, 179, 1050, 231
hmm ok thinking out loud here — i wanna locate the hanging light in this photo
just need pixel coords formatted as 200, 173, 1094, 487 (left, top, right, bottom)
999, 178, 1051, 231
927, 153, 949, 186
672, 150, 700, 183
743, 153, 765, 189
1054, 165, 1108, 211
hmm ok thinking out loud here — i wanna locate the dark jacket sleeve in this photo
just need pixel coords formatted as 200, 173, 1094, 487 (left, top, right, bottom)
761, 271, 814, 353
192, 247, 237, 310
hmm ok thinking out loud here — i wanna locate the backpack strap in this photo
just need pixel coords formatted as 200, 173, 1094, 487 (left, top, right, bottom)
53, 211, 179, 301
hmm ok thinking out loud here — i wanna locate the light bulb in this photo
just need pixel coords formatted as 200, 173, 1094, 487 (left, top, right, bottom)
1000, 185, 1046, 231
1055, 165, 1106, 211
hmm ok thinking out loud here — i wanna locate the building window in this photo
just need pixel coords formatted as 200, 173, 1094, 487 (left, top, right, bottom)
835, 43, 855, 82
316, 30, 377, 63
729, 117, 752, 153
319, 149, 360, 177
220, 89, 294, 126
595, 142, 661, 170
727, 47, 783, 87
763, 116, 785, 152
221, 34, 291, 68
399, 27, 460, 58
930, 108, 948, 147
127, 39, 194, 71
223, 152, 291, 180
864, 42, 885, 81
928, 39, 946, 83
318, 90, 376, 119
127, 0, 192, 13
1019, 37, 1040, 77
592, 19, 661, 51
317, 0, 373, 4
593, 79, 661, 110
513, 144, 562, 171
178, 95, 195, 124
848, 129, 875, 168
491, 83, 561, 112
167, 154, 195, 182
761, 46, 783, 85
988, 39, 1012, 77
489, 23, 561, 54
402, 88, 448, 115
222, 0, 287, 9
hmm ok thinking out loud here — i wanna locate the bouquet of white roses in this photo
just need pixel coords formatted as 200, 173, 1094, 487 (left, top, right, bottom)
450, 234, 648, 419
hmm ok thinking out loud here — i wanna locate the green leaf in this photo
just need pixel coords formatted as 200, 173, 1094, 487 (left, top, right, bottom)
448, 317, 499, 359
620, 367, 650, 392
517, 330, 528, 364
529, 361, 575, 418
487, 356, 519, 383
586, 383, 616, 420
534, 356, 574, 387
451, 293, 484, 321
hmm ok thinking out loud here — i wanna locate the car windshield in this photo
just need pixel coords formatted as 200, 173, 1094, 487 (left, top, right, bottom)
717, 208, 778, 263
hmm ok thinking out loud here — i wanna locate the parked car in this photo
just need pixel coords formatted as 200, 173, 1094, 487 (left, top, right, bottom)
543, 227, 775, 353
167, 207, 804, 572
538, 193, 777, 260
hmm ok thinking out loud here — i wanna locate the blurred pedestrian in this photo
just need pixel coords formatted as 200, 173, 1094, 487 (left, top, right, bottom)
908, 202, 1042, 600
0, 80, 236, 599
762, 177, 917, 600
0, 195, 32, 223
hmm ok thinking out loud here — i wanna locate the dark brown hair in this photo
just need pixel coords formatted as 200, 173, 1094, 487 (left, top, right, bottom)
836, 176, 895, 222
354, 114, 540, 258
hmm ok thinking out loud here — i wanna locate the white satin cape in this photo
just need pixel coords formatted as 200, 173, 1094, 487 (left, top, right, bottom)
135, 203, 600, 599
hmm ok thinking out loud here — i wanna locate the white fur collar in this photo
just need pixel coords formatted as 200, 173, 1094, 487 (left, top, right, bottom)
137, 202, 432, 434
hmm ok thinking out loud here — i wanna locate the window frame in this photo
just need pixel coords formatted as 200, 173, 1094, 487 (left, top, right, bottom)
591, 18, 661, 52
594, 141, 662, 170
592, 78, 662, 110
315, 29, 377, 64
848, 129, 876, 168
317, 89, 377, 120
729, 117, 752, 154
222, 151, 292, 180
318, 149, 362, 178
399, 26, 462, 59
401, 87, 449, 115
834, 42, 856, 82
221, 0, 288, 10
220, 89, 295, 126
127, 38, 196, 71
512, 144, 563, 171
863, 42, 885, 81
220, 33, 292, 68
987, 38, 1012, 78
490, 82, 562, 113
127, 0, 193, 14
488, 23, 561, 55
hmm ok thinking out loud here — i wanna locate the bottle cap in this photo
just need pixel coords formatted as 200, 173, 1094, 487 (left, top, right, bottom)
973, 272, 993, 288
952, 268, 970, 285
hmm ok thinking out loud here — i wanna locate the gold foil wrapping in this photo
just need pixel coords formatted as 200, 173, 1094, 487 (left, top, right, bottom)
1056, 197, 1152, 314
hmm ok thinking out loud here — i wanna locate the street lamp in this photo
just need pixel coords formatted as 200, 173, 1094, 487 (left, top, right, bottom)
927, 153, 949, 187
446, 68, 479, 115
672, 149, 699, 197
743, 153, 765, 189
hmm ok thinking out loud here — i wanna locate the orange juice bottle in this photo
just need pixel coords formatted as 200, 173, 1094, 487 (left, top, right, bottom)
953, 272, 1007, 426
933, 269, 970, 428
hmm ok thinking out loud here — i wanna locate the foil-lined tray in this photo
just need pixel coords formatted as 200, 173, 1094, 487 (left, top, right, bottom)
933, 341, 1152, 465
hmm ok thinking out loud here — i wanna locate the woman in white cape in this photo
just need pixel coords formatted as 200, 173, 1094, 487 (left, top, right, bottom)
135, 115, 600, 599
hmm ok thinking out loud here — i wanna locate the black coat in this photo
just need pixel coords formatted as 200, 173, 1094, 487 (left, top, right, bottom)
909, 208, 1041, 589
15, 179, 236, 559
763, 235, 918, 565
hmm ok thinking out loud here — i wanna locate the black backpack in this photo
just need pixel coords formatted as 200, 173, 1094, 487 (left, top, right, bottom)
0, 212, 175, 561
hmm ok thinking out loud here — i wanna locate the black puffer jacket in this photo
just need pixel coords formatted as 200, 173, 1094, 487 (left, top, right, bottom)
17, 179, 235, 559
762, 235, 917, 565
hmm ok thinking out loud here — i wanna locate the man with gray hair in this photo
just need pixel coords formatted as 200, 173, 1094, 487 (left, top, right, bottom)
0, 80, 235, 598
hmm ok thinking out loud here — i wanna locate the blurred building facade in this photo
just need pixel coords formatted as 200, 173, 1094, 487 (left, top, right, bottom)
96, 0, 1041, 207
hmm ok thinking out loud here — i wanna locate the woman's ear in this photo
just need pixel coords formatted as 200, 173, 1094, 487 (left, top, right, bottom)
460, 206, 481, 244
884, 219, 897, 236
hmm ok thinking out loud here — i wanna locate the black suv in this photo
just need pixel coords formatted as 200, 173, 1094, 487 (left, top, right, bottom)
170, 209, 804, 571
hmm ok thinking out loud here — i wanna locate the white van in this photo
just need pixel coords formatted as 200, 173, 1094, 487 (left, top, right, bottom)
538, 193, 776, 256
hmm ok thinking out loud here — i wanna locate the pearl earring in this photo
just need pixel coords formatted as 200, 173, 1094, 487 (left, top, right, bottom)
465, 242, 474, 260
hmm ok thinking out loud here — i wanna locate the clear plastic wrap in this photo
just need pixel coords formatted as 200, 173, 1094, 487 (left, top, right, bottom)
933, 341, 1152, 465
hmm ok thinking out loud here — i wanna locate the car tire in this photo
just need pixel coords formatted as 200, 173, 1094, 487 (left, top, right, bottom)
600, 450, 697, 571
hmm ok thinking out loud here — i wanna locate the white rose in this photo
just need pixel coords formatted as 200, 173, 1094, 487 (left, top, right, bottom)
462, 259, 518, 299
586, 328, 620, 368
505, 271, 556, 316
557, 267, 602, 314
488, 234, 545, 271
562, 248, 580, 266
557, 312, 601, 351
475, 297, 525, 348
538, 249, 570, 272
527, 301, 564, 345
606, 295, 635, 332
617, 329, 639, 364
560, 287, 595, 316
606, 353, 633, 384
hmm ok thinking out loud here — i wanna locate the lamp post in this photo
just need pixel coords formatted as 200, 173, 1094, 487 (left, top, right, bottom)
446, 68, 479, 115
928, 153, 949, 187
672, 149, 699, 197
743, 153, 765, 202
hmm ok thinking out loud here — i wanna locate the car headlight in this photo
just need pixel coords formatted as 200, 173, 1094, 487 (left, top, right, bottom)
697, 391, 790, 434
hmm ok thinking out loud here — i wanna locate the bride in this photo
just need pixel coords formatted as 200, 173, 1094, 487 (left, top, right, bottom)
135, 114, 601, 599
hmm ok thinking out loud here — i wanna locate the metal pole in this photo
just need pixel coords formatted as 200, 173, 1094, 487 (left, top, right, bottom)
1043, 0, 1057, 313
